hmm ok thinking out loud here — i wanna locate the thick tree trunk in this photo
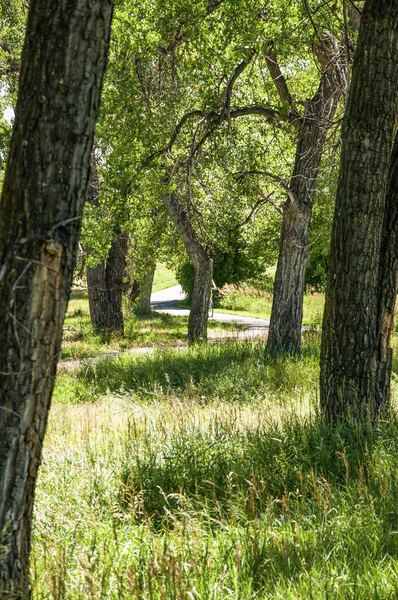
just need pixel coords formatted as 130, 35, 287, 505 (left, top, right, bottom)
267, 201, 311, 354
320, 0, 398, 421
375, 136, 398, 410
87, 227, 128, 335
267, 32, 347, 354
0, 0, 113, 596
85, 157, 127, 335
163, 193, 212, 343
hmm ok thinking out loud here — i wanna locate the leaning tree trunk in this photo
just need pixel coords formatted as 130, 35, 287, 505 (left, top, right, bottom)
320, 0, 398, 421
0, 0, 113, 596
87, 227, 128, 334
266, 33, 347, 354
374, 135, 398, 411
163, 193, 212, 343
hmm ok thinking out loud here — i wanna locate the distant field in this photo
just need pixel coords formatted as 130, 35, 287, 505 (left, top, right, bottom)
152, 263, 179, 293
217, 286, 325, 326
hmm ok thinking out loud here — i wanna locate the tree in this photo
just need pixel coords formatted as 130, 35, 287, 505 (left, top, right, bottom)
320, 0, 398, 421
266, 31, 347, 354
136, 1, 349, 347
0, 0, 113, 595
88, 0, 350, 346
87, 225, 128, 334
165, 191, 214, 342
85, 156, 128, 335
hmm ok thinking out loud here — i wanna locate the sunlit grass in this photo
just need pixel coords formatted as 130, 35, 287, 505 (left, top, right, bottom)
55, 335, 320, 404
217, 286, 324, 326
32, 335, 398, 598
152, 263, 179, 293
61, 292, 243, 360
30, 334, 398, 598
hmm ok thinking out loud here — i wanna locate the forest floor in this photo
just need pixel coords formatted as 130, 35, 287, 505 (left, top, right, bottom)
30, 273, 398, 599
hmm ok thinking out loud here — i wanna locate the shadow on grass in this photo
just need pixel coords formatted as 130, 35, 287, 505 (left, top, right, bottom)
57, 337, 320, 404
120, 412, 398, 562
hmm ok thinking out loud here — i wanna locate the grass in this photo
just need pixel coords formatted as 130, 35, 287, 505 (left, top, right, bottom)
31, 333, 398, 599
55, 334, 319, 404
217, 285, 325, 326
152, 263, 179, 293
62, 292, 243, 360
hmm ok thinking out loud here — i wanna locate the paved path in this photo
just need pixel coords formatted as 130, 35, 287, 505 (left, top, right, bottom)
59, 286, 271, 371
151, 285, 270, 337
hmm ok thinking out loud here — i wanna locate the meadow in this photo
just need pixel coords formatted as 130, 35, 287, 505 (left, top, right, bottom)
30, 284, 398, 599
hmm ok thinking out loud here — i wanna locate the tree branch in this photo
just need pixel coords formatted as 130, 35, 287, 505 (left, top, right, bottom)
236, 169, 297, 205
229, 105, 301, 127
144, 48, 304, 169
228, 192, 279, 231
264, 49, 295, 108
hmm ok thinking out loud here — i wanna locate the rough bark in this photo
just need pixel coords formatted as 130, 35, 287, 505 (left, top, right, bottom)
375, 136, 398, 411
0, 0, 113, 595
163, 193, 212, 343
267, 32, 347, 354
320, 0, 398, 421
87, 227, 128, 335
127, 278, 140, 303
131, 268, 155, 315
85, 157, 127, 335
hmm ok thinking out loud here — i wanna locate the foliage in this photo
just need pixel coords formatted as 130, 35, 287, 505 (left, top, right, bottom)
152, 263, 179, 293
81, 0, 347, 285
0, 0, 26, 178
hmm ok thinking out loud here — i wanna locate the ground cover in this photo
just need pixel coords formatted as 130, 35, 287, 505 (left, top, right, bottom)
32, 335, 398, 599
61, 292, 244, 360
216, 285, 325, 327
152, 263, 179, 293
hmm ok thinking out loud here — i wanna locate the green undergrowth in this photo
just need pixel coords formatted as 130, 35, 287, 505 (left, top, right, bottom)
62, 292, 242, 360
33, 338, 398, 598
55, 335, 320, 404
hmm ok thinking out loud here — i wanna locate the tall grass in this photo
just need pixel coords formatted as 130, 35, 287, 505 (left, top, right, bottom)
55, 336, 320, 404
31, 337, 398, 599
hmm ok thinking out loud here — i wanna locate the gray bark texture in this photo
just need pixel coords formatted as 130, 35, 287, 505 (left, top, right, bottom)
132, 268, 155, 315
86, 157, 127, 335
320, 0, 398, 421
163, 193, 212, 343
87, 227, 128, 335
0, 0, 113, 596
267, 32, 347, 354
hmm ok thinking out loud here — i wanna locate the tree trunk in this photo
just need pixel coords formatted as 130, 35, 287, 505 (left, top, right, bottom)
320, 0, 398, 421
163, 193, 212, 343
85, 156, 127, 335
0, 0, 113, 596
127, 278, 140, 303
189, 254, 213, 343
374, 136, 398, 410
267, 32, 347, 354
87, 227, 128, 335
132, 268, 155, 315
